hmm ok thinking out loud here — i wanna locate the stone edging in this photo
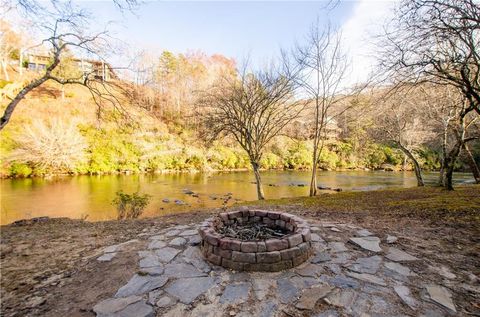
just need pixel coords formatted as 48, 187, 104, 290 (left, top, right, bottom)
198, 209, 313, 272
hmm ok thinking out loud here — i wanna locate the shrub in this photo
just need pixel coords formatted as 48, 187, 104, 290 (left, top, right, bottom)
10, 162, 33, 177
112, 191, 151, 220
10, 119, 87, 173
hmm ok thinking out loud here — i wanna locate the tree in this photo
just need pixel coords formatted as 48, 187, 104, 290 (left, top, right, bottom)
293, 22, 349, 196
0, 1, 134, 130
427, 85, 479, 188
380, 0, 480, 116
379, 0, 480, 190
199, 64, 303, 200
373, 86, 436, 186
0, 20, 22, 81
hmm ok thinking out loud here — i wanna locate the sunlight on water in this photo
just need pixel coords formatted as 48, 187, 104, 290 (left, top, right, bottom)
0, 170, 474, 225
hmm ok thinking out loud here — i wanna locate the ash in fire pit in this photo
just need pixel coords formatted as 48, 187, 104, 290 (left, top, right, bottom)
216, 222, 289, 240
198, 209, 313, 272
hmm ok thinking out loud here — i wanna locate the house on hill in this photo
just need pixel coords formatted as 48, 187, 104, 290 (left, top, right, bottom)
25, 52, 117, 81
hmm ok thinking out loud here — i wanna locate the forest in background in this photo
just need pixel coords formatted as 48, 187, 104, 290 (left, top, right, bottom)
0, 1, 479, 182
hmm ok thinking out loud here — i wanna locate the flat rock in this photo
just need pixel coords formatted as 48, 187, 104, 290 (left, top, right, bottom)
277, 278, 300, 304
349, 237, 382, 252
165, 276, 216, 304
295, 263, 324, 277
312, 252, 331, 263
140, 266, 165, 276
182, 246, 211, 273
331, 252, 353, 264
311, 233, 322, 242
164, 263, 207, 278
314, 309, 339, 317
93, 296, 154, 317
426, 285, 456, 312
97, 252, 117, 262
394, 285, 417, 310
156, 296, 176, 308
296, 285, 333, 310
325, 289, 357, 310
385, 261, 414, 276
179, 229, 198, 236
252, 279, 275, 301
259, 302, 277, 317
386, 235, 398, 243
348, 256, 382, 274
103, 245, 120, 253
169, 237, 187, 247
148, 240, 167, 250
115, 274, 168, 297
155, 247, 181, 263
165, 229, 181, 237
328, 275, 359, 289
328, 242, 348, 253
346, 271, 387, 286
147, 289, 164, 305
330, 227, 341, 232
219, 282, 250, 304
355, 229, 373, 237
429, 265, 456, 280
385, 247, 418, 262
188, 235, 202, 246
139, 255, 162, 269
149, 235, 165, 240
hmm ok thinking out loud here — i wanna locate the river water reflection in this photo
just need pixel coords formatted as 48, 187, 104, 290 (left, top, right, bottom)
0, 170, 474, 225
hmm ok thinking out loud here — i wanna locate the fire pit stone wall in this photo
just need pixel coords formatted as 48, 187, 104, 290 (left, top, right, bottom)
198, 209, 313, 272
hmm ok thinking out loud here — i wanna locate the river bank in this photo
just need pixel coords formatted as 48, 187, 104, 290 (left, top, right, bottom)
1, 185, 479, 316
1, 170, 475, 225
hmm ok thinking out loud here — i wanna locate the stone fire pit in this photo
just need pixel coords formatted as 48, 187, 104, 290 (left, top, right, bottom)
198, 209, 313, 272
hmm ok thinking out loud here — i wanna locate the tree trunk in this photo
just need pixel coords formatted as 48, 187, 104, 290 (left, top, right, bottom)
462, 143, 480, 184
252, 162, 265, 200
397, 143, 424, 187
309, 146, 318, 197
444, 141, 463, 191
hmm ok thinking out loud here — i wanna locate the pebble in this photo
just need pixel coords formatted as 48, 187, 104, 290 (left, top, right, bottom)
97, 252, 117, 262
355, 229, 373, 237
386, 235, 398, 243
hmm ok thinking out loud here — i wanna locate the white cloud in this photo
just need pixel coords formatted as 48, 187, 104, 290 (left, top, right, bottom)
341, 0, 398, 88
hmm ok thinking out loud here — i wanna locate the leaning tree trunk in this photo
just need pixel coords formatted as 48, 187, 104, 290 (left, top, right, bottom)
251, 161, 265, 200
462, 143, 480, 184
397, 143, 424, 187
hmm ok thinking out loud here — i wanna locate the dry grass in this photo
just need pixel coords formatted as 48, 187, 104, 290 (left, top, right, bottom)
242, 185, 480, 229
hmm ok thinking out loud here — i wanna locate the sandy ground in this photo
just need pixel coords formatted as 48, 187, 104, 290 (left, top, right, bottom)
1, 186, 479, 316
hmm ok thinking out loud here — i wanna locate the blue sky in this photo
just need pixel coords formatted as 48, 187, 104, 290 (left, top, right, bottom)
85, 1, 355, 64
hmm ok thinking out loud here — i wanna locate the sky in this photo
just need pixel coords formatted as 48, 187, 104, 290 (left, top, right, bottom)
18, 0, 398, 87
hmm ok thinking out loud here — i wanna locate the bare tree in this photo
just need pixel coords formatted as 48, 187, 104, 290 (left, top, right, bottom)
373, 86, 437, 186
294, 22, 349, 196
199, 63, 303, 200
427, 86, 480, 188
380, 0, 480, 116
0, 2, 131, 130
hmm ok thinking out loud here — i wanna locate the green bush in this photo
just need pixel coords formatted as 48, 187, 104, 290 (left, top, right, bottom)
261, 152, 281, 169
112, 191, 151, 220
10, 163, 33, 177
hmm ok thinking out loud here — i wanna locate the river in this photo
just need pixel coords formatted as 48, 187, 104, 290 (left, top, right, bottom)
0, 170, 474, 225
